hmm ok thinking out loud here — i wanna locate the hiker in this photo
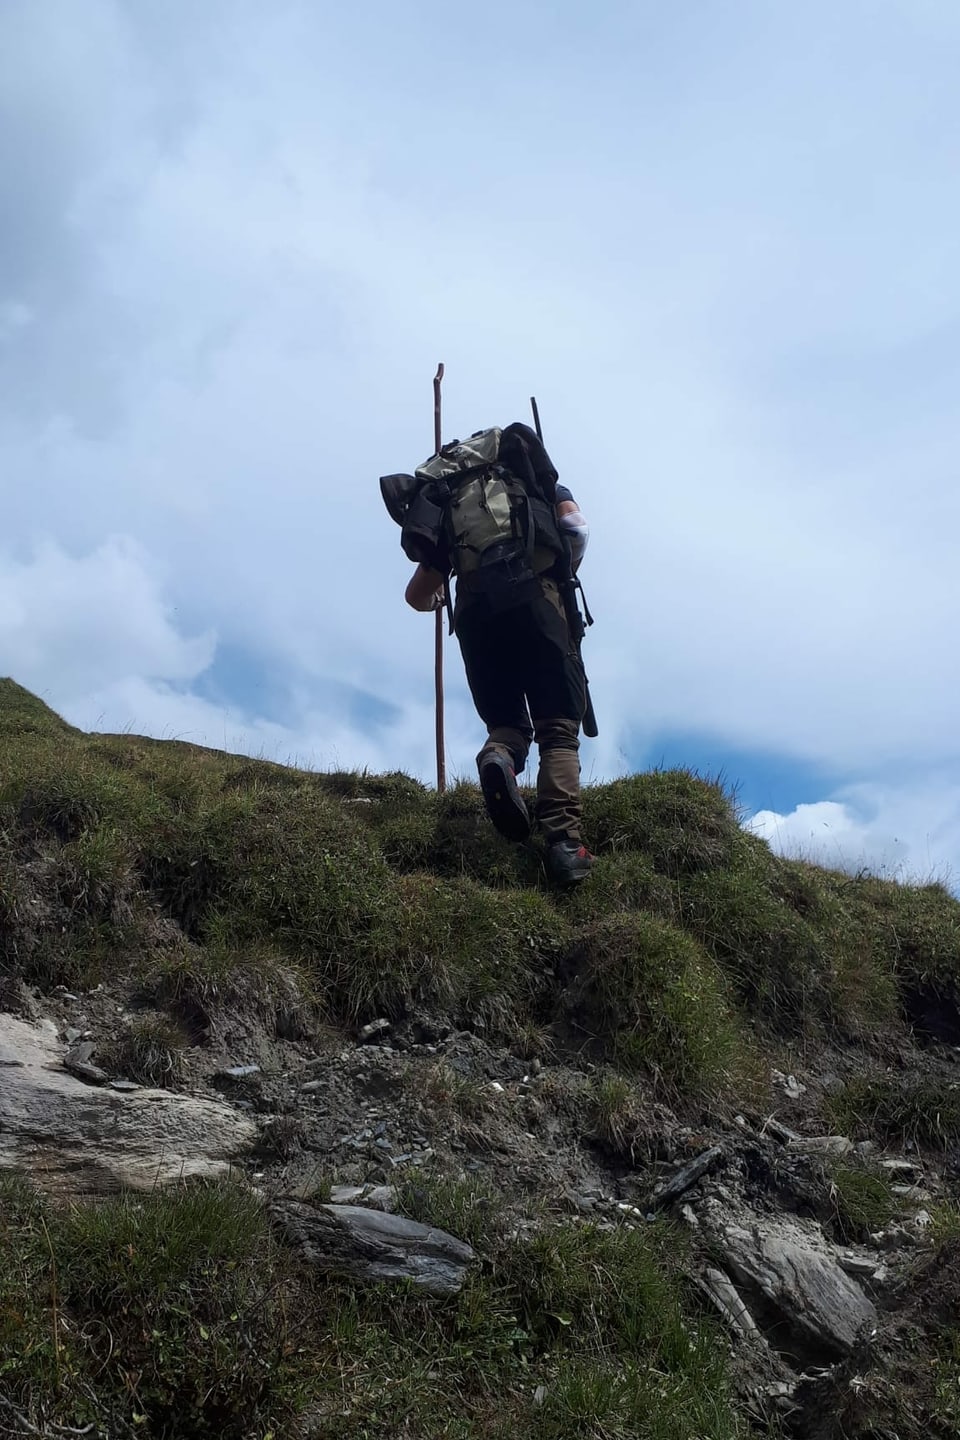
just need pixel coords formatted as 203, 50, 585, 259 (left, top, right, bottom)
387, 422, 594, 886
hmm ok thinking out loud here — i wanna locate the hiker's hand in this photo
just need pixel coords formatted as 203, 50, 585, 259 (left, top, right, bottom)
405, 565, 447, 612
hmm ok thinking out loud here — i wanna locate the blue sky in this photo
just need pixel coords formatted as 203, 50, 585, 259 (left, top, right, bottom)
2, 0, 960, 882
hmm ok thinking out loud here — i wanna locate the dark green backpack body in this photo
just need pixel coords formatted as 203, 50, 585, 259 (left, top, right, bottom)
380, 423, 565, 615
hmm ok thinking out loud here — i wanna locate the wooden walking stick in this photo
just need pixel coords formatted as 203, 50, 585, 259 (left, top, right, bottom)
433, 364, 446, 793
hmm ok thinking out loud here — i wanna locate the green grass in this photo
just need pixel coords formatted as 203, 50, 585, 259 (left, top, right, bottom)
850, 876, 960, 1037
930, 1202, 960, 1246
1, 703, 569, 1034
302, 1219, 746, 1440
105, 1013, 187, 1087
828, 1074, 960, 1148
560, 848, 676, 925
371, 778, 546, 888
581, 768, 741, 874
770, 861, 901, 1030
2, 1173, 749, 1440
827, 1162, 898, 1242
562, 912, 741, 1093
677, 837, 832, 1033
524, 1350, 740, 1440
302, 870, 569, 1030
6, 682, 960, 1063
0, 1176, 310, 1439
0, 677, 79, 740
933, 1328, 960, 1436
397, 1174, 504, 1251
586, 1072, 653, 1164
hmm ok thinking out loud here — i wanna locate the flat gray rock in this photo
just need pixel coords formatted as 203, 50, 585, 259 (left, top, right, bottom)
716, 1215, 877, 1355
0, 1013, 256, 1195
271, 1199, 475, 1296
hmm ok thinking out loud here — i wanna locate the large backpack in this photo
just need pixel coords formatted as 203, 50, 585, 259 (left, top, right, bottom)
380, 423, 566, 615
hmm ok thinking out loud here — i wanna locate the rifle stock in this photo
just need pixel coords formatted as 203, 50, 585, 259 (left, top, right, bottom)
529, 397, 598, 740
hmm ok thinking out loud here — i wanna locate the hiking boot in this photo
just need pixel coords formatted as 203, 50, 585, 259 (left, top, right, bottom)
479, 752, 531, 842
546, 839, 595, 887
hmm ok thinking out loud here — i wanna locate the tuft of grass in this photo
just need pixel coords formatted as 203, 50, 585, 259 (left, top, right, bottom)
581, 769, 741, 874
587, 1072, 652, 1164
852, 877, 960, 1042
314, 872, 568, 1030
828, 1074, 960, 1148
53, 827, 137, 924
256, 1112, 307, 1161
0, 678, 79, 740
0, 840, 30, 970
140, 781, 389, 947
397, 1174, 503, 1252
561, 913, 740, 1094
0, 1177, 311, 1438
678, 835, 832, 1033
827, 1162, 898, 1242
311, 767, 429, 806
560, 849, 676, 925
426, 1062, 497, 1121
496, 1222, 720, 1398
106, 1013, 187, 1087
10, 760, 140, 847
526, 1346, 740, 1440
0, 1175, 65, 1406
431, 782, 546, 886
510, 1019, 556, 1062
147, 936, 311, 1013
423, 1063, 506, 1151
370, 779, 545, 889
930, 1202, 960, 1247
772, 862, 900, 1031
372, 803, 440, 871
933, 1328, 960, 1434
765, 862, 960, 1041
0, 784, 145, 990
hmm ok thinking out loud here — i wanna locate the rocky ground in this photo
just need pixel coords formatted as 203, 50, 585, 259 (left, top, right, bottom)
4, 960, 959, 1438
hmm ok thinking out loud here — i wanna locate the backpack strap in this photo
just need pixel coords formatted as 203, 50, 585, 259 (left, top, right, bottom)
496, 462, 537, 566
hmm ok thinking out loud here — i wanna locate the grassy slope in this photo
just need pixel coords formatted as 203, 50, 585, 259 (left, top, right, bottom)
3, 677, 960, 1438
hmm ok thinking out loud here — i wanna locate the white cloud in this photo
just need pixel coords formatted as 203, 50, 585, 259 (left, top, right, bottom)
2, 0, 960, 878
747, 780, 960, 886
0, 537, 214, 696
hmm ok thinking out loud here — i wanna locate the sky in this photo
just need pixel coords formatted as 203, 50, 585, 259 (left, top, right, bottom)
2, 0, 959, 884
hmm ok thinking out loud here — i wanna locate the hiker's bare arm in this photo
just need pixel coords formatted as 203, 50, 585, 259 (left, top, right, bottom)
405, 564, 446, 612
557, 499, 589, 571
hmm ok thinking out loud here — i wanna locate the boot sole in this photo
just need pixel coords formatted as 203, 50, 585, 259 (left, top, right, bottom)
479, 757, 531, 843
549, 865, 592, 887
